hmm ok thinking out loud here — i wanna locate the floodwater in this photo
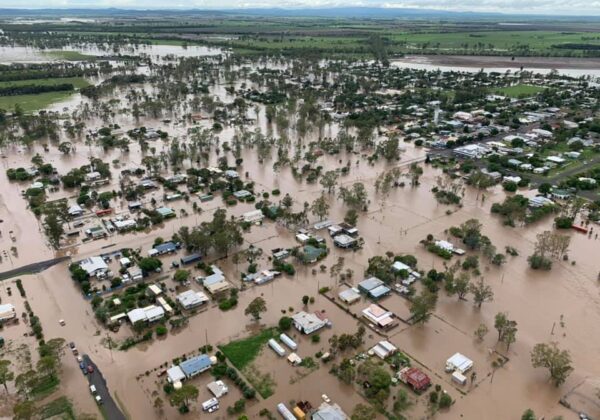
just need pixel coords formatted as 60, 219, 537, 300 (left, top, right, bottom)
392, 54, 600, 78
1, 49, 600, 420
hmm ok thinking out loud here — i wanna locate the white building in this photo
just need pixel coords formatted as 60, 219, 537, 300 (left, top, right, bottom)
177, 290, 209, 310
79, 256, 108, 277
292, 311, 328, 334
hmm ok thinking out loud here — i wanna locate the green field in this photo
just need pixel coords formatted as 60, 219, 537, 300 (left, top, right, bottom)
218, 328, 275, 370
494, 84, 545, 97
43, 50, 97, 61
0, 77, 90, 112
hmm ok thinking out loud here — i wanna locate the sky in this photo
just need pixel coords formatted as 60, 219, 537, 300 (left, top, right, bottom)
1, 0, 600, 15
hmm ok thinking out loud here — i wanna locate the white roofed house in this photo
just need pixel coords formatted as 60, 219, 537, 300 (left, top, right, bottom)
177, 290, 209, 310
79, 256, 108, 277
68, 204, 84, 217
292, 311, 328, 334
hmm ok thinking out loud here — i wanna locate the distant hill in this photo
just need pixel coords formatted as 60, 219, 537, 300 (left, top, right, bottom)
0, 6, 599, 21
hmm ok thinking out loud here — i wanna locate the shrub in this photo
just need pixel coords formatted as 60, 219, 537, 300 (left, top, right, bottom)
278, 316, 292, 331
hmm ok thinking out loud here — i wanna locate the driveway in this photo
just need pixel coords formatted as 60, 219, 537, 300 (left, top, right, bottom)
82, 354, 127, 420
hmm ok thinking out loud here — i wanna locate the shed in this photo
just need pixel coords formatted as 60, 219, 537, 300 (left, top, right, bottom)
207, 380, 229, 398
279, 333, 297, 350
167, 366, 186, 383
338, 287, 361, 304
287, 352, 302, 366
180, 253, 201, 265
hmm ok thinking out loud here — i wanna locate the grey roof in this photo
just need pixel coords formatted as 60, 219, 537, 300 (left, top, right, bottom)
369, 284, 391, 299
358, 277, 384, 292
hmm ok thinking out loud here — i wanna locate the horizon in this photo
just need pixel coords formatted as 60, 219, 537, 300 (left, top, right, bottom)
0, 4, 599, 17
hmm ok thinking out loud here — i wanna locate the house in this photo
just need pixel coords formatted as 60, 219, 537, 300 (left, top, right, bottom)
146, 284, 162, 297
114, 219, 137, 231
233, 190, 252, 199
156, 207, 175, 218
152, 241, 177, 255
85, 171, 101, 182
180, 354, 212, 378
327, 224, 344, 237
551, 189, 571, 200
362, 304, 396, 329
128, 201, 142, 211
0, 303, 16, 322
358, 277, 391, 300
338, 287, 361, 304
292, 311, 328, 334
370, 340, 397, 359
167, 366, 186, 384
446, 352, 474, 373
127, 267, 143, 281
546, 156, 566, 165
207, 380, 229, 398
68, 204, 84, 217
224, 170, 239, 179
392, 261, 420, 279
333, 234, 357, 249
312, 402, 348, 420
199, 266, 231, 295
79, 256, 108, 277
397, 367, 431, 392
254, 270, 279, 285
127, 305, 165, 324
529, 196, 554, 208
139, 179, 157, 189
119, 257, 132, 268
242, 210, 264, 223
177, 290, 209, 310
300, 245, 327, 263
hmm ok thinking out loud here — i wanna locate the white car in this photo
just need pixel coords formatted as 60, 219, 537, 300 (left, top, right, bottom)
321, 394, 331, 403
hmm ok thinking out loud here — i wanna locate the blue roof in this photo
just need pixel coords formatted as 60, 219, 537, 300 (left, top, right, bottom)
155, 242, 176, 253
369, 285, 391, 299
180, 354, 211, 376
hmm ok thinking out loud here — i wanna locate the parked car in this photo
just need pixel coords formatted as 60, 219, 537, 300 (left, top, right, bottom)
79, 362, 86, 372
321, 394, 331, 403
87, 365, 94, 374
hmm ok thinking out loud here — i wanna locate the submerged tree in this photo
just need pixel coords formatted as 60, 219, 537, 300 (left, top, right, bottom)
530, 342, 573, 387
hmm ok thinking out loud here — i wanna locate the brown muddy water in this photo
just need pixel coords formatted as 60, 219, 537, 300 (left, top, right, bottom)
1, 54, 599, 419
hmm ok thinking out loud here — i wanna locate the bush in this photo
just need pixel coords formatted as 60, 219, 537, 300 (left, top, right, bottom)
554, 216, 573, 229
156, 325, 168, 336
502, 181, 518, 192
311, 334, 321, 343
439, 393, 453, 408
528, 253, 552, 270
278, 316, 292, 331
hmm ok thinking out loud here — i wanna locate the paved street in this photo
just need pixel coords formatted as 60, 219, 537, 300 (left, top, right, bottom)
82, 354, 127, 420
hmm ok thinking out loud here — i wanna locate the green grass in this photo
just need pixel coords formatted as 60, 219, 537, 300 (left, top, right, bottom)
219, 328, 275, 370
0, 77, 91, 89
30, 375, 60, 399
37, 396, 76, 420
0, 77, 90, 112
494, 84, 545, 98
43, 50, 97, 61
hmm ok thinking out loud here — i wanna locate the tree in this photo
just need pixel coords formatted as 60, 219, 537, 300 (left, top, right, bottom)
521, 409, 536, 420
338, 182, 368, 210
310, 194, 330, 221
336, 358, 356, 384
343, 209, 358, 226
469, 278, 494, 308
474, 323, 489, 341
538, 183, 552, 195
13, 400, 36, 420
173, 269, 190, 283
320, 170, 339, 193
351, 403, 377, 420
58, 141, 72, 154
43, 212, 64, 250
170, 384, 199, 408
36, 355, 57, 380
531, 342, 573, 387
410, 290, 437, 324
0, 360, 14, 392
138, 257, 162, 272
452, 272, 471, 300
302, 295, 310, 306
244, 297, 266, 321
494, 312, 518, 350
409, 163, 423, 187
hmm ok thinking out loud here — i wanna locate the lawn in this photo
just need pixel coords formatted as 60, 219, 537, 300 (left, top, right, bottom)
0, 77, 90, 112
0, 77, 91, 89
37, 396, 76, 420
218, 328, 275, 370
493, 84, 545, 98
43, 50, 97, 61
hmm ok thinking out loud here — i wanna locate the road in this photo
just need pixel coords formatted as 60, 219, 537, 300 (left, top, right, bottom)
82, 354, 127, 420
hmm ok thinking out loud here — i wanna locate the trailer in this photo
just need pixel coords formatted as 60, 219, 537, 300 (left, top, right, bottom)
268, 339, 286, 357
277, 403, 296, 420
180, 253, 201, 265
279, 333, 298, 350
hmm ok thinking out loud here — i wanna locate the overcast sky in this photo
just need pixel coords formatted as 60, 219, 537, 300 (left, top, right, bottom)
1, 0, 600, 15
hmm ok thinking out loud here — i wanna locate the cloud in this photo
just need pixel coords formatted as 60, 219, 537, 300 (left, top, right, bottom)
1, 0, 600, 15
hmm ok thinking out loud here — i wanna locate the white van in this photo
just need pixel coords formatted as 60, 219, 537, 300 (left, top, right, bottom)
90, 385, 97, 394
